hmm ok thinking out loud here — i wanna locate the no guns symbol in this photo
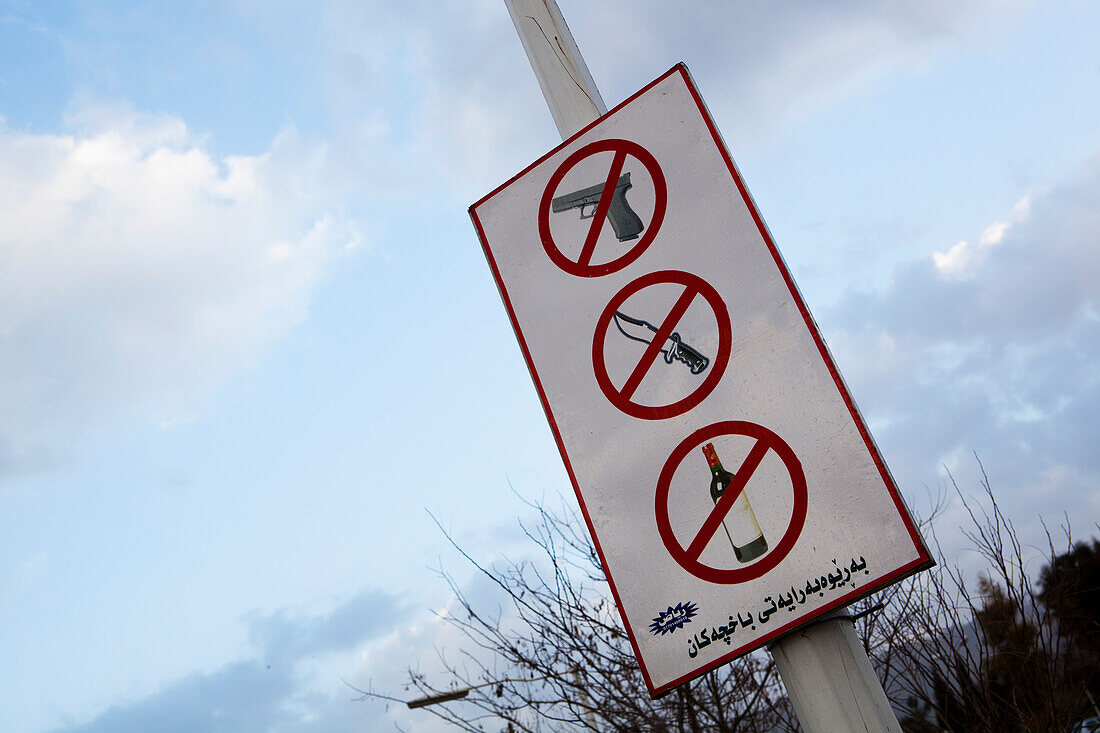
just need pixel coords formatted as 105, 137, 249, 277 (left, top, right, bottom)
539, 139, 667, 278
593, 270, 730, 421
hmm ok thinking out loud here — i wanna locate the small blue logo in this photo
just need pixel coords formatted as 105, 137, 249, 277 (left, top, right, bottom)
649, 601, 698, 636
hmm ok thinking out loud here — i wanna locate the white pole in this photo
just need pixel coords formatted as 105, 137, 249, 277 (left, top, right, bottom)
769, 611, 902, 733
503, 0, 605, 140
571, 665, 598, 730
502, 2, 902, 731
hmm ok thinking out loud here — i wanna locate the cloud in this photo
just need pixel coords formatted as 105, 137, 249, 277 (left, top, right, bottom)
248, 591, 409, 669
579, 0, 1026, 130
48, 590, 406, 733
0, 104, 358, 477
932, 195, 1032, 278
40, 575, 513, 733
299, 0, 557, 203
771, 1, 1017, 125
285, 0, 1027, 206
345, 562, 539, 733
826, 157, 1100, 542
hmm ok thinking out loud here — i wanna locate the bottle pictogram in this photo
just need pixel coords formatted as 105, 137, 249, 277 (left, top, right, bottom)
702, 442, 768, 563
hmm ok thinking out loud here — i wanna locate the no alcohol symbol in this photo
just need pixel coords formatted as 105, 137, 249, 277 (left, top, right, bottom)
655, 421, 808, 584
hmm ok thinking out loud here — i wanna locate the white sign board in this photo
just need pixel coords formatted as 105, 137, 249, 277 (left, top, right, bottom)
470, 64, 932, 696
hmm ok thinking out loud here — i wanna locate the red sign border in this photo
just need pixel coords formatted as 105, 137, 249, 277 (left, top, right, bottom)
469, 64, 934, 699
592, 270, 732, 420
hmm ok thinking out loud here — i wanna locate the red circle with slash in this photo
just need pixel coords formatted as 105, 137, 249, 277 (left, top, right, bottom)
655, 421, 807, 584
592, 270, 731, 420
539, 139, 667, 278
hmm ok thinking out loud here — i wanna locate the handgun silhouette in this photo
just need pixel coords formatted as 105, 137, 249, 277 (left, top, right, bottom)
551, 172, 644, 242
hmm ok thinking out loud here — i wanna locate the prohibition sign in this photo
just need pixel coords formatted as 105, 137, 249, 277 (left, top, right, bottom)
539, 139, 667, 278
655, 421, 808, 584
592, 270, 731, 420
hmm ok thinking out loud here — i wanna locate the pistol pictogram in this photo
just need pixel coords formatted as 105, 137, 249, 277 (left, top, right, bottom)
551, 172, 645, 242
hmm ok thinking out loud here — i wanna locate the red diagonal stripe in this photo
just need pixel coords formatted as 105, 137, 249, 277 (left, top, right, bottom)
577, 149, 628, 267
619, 286, 698, 400
685, 439, 770, 561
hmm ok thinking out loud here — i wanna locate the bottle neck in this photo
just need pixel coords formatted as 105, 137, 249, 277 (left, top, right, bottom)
702, 443, 724, 474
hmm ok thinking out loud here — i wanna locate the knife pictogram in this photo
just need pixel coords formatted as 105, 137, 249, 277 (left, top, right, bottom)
612, 310, 710, 375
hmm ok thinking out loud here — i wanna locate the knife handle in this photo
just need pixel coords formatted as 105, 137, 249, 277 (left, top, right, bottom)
668, 334, 709, 375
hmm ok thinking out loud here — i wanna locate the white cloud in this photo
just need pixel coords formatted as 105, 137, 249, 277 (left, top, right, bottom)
563, 0, 1029, 143
297, 0, 557, 204
278, 0, 1029, 208
933, 195, 1033, 278
35, 568, 514, 733
47, 590, 407, 733
0, 106, 358, 474
826, 157, 1100, 547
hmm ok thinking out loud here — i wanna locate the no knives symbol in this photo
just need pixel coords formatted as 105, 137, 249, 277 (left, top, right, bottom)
592, 270, 731, 421
655, 421, 808, 585
539, 139, 667, 278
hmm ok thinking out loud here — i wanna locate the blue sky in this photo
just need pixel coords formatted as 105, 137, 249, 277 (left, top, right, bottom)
1, 1, 1098, 730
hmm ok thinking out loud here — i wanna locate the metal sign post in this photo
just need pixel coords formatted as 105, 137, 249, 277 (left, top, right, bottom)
496, 1, 915, 729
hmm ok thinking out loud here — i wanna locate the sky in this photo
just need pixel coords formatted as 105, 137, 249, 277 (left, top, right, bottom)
0, 0, 1097, 730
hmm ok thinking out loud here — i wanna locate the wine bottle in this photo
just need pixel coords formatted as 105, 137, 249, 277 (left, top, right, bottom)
702, 442, 768, 563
